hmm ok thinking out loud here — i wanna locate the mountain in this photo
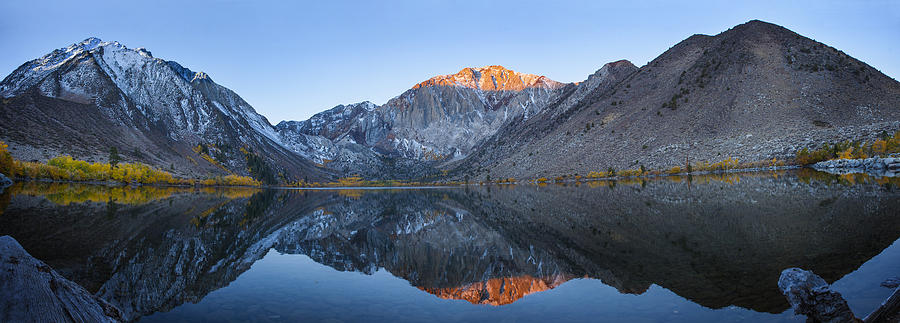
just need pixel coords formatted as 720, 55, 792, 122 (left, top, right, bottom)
274, 65, 567, 179
0, 38, 328, 182
454, 20, 900, 180
2, 20, 898, 183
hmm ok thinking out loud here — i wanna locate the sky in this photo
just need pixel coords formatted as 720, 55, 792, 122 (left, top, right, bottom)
1, 0, 898, 123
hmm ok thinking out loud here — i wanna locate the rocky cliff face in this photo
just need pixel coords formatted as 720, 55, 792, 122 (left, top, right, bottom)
274, 65, 567, 179
455, 20, 900, 180
381, 65, 566, 160
0, 38, 326, 182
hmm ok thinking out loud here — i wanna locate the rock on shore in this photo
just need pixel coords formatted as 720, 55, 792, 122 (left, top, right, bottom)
778, 268, 858, 322
0, 235, 123, 322
0, 173, 12, 188
812, 156, 900, 177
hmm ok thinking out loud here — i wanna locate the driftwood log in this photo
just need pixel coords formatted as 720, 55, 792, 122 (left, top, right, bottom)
0, 235, 123, 322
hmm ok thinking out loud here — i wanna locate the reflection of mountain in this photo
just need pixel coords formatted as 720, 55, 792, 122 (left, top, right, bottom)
1, 172, 900, 320
270, 177, 900, 312
0, 187, 331, 320
419, 275, 573, 306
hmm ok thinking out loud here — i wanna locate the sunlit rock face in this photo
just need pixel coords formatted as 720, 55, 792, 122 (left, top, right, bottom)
274, 65, 568, 178
381, 65, 565, 160
412, 65, 564, 91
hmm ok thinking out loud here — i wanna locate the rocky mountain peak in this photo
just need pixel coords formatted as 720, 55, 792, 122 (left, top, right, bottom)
728, 19, 786, 33
587, 60, 637, 80
412, 65, 564, 91
605, 59, 635, 68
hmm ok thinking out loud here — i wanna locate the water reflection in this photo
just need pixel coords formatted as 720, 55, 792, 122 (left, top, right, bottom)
1, 170, 898, 321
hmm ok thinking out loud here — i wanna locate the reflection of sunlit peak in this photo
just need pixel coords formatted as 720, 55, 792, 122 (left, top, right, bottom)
418, 275, 573, 306
338, 189, 364, 199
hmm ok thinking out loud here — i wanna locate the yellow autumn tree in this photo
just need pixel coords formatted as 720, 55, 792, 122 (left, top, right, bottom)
0, 141, 13, 175
837, 147, 854, 159
872, 140, 888, 155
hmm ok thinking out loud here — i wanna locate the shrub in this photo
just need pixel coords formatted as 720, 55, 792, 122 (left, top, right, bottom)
109, 147, 120, 168
8, 153, 259, 186
0, 141, 13, 175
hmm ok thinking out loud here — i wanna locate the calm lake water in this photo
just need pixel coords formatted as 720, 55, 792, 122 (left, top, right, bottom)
1, 170, 899, 322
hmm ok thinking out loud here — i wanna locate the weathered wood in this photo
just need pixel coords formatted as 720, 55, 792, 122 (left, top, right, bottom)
864, 287, 900, 323
0, 235, 123, 322
778, 268, 861, 323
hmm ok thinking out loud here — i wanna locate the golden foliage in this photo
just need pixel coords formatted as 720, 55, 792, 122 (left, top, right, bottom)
795, 133, 900, 165
837, 147, 854, 160
0, 141, 13, 175
873, 140, 888, 154
338, 189, 365, 199
336, 176, 364, 186
8, 154, 259, 187
11, 182, 180, 205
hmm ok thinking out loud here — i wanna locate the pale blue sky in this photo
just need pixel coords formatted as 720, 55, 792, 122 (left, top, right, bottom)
1, 0, 898, 123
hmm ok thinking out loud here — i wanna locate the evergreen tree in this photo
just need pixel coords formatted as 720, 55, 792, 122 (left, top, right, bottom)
109, 147, 120, 168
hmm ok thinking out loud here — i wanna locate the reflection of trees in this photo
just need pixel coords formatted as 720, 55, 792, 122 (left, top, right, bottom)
1, 172, 899, 320
0, 187, 10, 217
8, 182, 259, 205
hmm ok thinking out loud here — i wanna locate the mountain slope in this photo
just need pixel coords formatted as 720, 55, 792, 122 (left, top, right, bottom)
456, 20, 900, 180
0, 38, 328, 182
3, 20, 898, 183
275, 65, 567, 179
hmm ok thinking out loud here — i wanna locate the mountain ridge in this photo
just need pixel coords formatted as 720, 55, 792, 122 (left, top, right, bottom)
450, 19, 900, 181
411, 65, 565, 91
0, 36, 329, 183
2, 20, 899, 184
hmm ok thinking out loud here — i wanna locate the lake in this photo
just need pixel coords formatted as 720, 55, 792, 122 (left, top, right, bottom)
1, 170, 899, 322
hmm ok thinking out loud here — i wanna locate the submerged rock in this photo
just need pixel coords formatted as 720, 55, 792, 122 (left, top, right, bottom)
778, 268, 859, 323
812, 156, 900, 177
0, 172, 12, 188
883, 277, 900, 289
0, 235, 123, 322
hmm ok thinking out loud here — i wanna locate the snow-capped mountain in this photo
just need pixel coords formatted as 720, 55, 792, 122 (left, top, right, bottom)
0, 38, 570, 181
0, 37, 326, 182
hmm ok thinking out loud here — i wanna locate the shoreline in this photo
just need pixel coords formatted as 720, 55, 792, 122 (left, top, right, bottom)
5, 156, 897, 190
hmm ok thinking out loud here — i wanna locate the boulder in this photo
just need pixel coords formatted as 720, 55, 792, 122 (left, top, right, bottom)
0, 235, 123, 322
883, 277, 900, 289
0, 173, 12, 188
778, 268, 859, 323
